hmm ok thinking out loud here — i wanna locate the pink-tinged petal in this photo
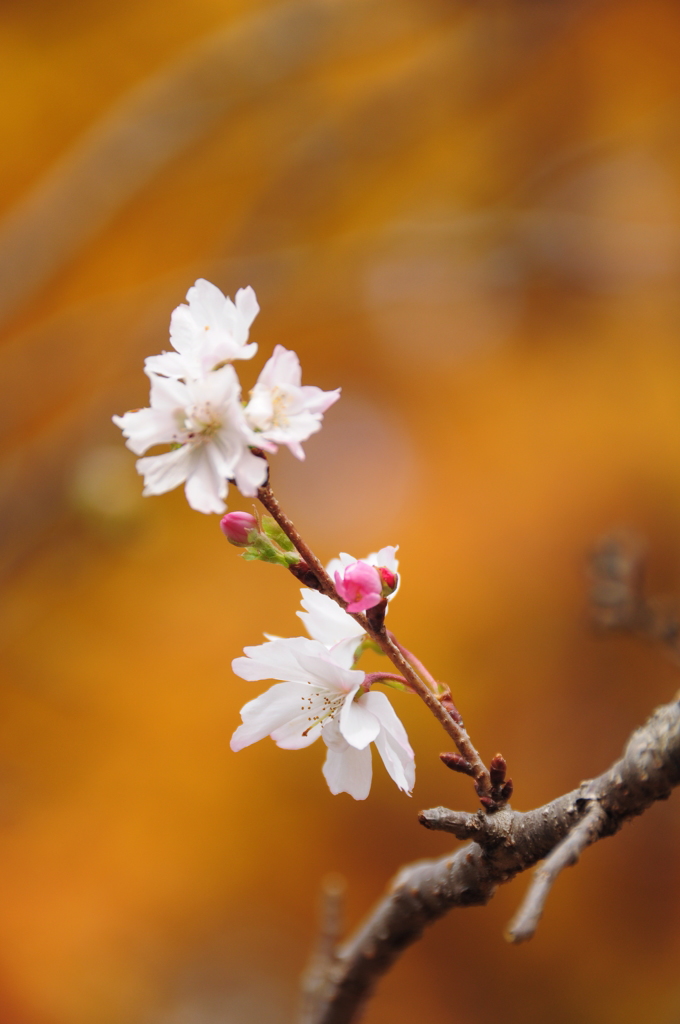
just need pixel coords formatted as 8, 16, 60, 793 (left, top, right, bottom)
322, 733, 372, 800
334, 562, 382, 612
325, 552, 355, 578
257, 346, 302, 389
184, 451, 226, 514
232, 447, 269, 497
339, 693, 381, 750
287, 440, 305, 460
299, 385, 341, 415
230, 681, 312, 750
344, 593, 379, 613
137, 446, 191, 495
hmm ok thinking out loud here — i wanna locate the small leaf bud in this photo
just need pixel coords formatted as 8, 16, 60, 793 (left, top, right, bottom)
220, 511, 258, 546
489, 753, 507, 788
440, 752, 473, 775
500, 779, 514, 802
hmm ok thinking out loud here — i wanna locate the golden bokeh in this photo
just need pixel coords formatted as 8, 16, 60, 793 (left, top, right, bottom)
2, 1, 680, 1022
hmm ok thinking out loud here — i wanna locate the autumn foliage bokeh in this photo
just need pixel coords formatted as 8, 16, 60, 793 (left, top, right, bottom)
2, 1, 680, 1022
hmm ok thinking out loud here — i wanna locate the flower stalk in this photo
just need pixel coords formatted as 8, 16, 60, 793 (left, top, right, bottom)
256, 483, 492, 799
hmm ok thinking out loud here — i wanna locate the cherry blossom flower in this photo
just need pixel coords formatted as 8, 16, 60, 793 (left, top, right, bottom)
334, 560, 383, 612
145, 280, 260, 380
230, 636, 414, 799
297, 546, 400, 650
113, 364, 271, 513
244, 345, 340, 459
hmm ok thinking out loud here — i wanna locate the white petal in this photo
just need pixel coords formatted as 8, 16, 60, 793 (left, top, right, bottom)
137, 446, 191, 495
328, 635, 365, 670
297, 589, 364, 647
232, 447, 269, 497
244, 386, 274, 431
270, 715, 322, 750
113, 407, 176, 455
169, 304, 197, 355
187, 278, 228, 328
184, 450, 227, 513
322, 731, 372, 800
235, 285, 260, 329
294, 651, 364, 694
366, 545, 399, 573
360, 692, 414, 793
232, 637, 327, 683
339, 692, 381, 750
144, 351, 192, 380
325, 552, 355, 577
230, 681, 312, 750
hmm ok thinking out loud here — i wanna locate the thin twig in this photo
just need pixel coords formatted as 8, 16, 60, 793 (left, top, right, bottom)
257, 484, 491, 795
505, 800, 609, 943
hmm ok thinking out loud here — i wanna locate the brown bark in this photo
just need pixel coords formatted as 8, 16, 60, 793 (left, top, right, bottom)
304, 694, 680, 1024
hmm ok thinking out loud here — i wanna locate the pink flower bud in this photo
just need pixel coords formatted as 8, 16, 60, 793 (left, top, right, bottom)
334, 561, 383, 613
220, 511, 258, 546
377, 566, 398, 595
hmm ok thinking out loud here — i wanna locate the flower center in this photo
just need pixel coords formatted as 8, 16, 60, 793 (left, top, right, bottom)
180, 402, 223, 443
299, 688, 345, 737
269, 387, 291, 429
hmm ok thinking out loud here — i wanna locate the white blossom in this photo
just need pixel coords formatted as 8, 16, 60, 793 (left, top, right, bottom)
113, 364, 270, 513
244, 345, 340, 459
297, 546, 400, 650
230, 636, 414, 799
145, 280, 260, 381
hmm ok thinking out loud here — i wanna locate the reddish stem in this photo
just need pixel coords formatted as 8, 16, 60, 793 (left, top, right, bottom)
257, 483, 491, 797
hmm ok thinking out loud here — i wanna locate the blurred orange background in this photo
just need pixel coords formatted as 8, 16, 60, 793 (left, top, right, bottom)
2, 1, 680, 1022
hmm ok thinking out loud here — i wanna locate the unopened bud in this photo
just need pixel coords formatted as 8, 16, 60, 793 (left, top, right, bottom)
378, 566, 398, 597
489, 753, 507, 788
500, 779, 514, 802
439, 694, 463, 724
335, 562, 383, 613
220, 511, 258, 546
440, 752, 473, 775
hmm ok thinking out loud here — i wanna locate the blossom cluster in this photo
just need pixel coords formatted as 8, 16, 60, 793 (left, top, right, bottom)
115, 281, 414, 800
231, 546, 415, 800
113, 279, 340, 514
